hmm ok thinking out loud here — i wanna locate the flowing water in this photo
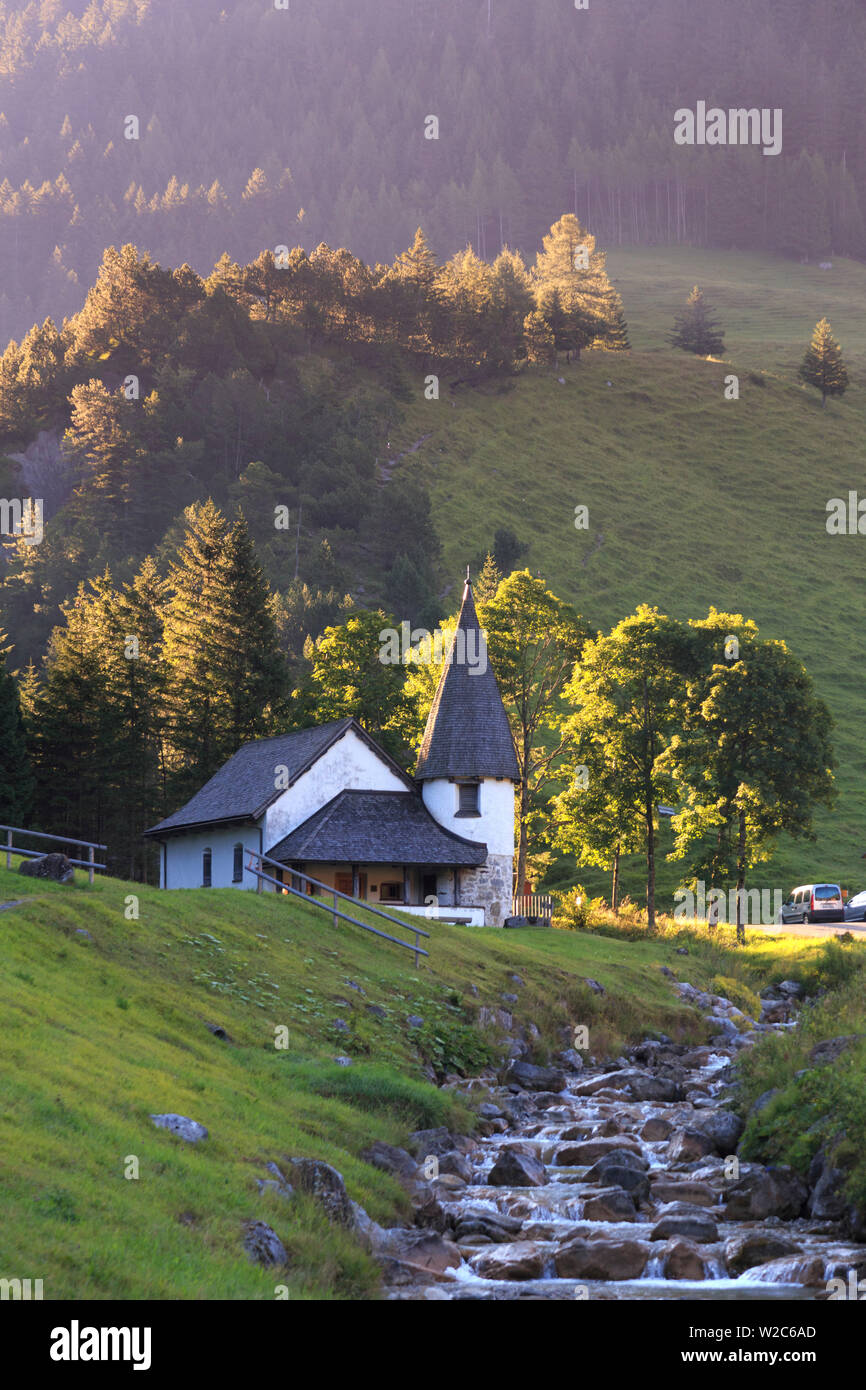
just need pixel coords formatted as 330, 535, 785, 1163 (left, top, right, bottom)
389, 1019, 866, 1301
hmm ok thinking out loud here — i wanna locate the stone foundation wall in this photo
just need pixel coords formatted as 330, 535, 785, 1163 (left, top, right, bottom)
457, 854, 513, 927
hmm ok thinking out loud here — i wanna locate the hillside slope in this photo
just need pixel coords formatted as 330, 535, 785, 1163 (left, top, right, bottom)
1, 866, 712, 1299
394, 248, 866, 902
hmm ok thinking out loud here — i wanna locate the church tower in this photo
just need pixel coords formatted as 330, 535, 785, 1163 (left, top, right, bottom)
415, 572, 519, 926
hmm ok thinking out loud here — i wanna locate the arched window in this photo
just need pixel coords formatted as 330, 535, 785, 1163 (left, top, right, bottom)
232, 843, 244, 883
202, 848, 212, 887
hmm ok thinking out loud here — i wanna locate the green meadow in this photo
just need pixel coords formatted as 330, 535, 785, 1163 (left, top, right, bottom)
2, 861, 863, 1298
394, 248, 866, 904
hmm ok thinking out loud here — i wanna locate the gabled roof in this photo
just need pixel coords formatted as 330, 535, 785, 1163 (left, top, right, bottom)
415, 576, 520, 782
145, 717, 414, 837
268, 789, 487, 866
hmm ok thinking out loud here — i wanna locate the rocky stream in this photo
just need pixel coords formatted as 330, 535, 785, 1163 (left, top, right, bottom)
356, 976, 866, 1301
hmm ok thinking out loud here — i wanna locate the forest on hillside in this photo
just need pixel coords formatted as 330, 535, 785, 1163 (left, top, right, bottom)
0, 214, 627, 664
0, 0, 864, 342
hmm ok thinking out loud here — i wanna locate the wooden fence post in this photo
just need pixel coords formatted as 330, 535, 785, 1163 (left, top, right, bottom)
88, 845, 95, 885
5, 828, 10, 870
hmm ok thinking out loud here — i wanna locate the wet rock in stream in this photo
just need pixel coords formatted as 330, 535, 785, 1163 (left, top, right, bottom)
379, 978, 866, 1300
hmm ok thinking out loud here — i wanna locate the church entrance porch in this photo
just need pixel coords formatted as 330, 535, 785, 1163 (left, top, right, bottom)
279, 860, 488, 924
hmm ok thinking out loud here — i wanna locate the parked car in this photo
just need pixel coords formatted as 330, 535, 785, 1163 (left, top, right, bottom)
780, 883, 844, 925
844, 890, 866, 923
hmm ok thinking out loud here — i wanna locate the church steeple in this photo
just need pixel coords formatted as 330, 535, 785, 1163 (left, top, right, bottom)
415, 572, 520, 783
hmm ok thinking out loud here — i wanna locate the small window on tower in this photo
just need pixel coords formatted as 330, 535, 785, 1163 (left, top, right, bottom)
456, 781, 480, 816
202, 848, 212, 887
232, 843, 243, 883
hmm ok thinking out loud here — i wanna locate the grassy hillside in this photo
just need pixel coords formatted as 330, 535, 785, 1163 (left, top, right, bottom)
3, 862, 852, 1299
393, 248, 866, 905
0, 864, 698, 1299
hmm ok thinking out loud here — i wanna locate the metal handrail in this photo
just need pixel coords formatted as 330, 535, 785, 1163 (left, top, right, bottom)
0, 825, 107, 850
247, 846, 430, 938
244, 856, 428, 965
9, 844, 107, 872
0, 824, 107, 883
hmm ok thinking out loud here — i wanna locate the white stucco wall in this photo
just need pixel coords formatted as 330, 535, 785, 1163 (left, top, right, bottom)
420, 777, 515, 857
161, 824, 258, 890
263, 728, 408, 850
402, 903, 486, 926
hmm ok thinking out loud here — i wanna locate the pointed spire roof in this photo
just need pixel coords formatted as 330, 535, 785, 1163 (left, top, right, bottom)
415, 574, 520, 782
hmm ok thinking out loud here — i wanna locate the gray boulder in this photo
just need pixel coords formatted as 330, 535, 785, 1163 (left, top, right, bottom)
555, 1049, 585, 1072
243, 1220, 288, 1267
689, 1109, 745, 1154
584, 1154, 650, 1201
453, 1207, 523, 1243
488, 1149, 549, 1187
470, 1241, 548, 1281
505, 1060, 566, 1092
555, 1237, 650, 1280
809, 1035, 865, 1066
582, 1187, 637, 1222
725, 1231, 802, 1277
667, 1129, 716, 1163
408, 1126, 474, 1158
149, 1113, 208, 1143
288, 1157, 354, 1225
651, 1212, 719, 1244
748, 1088, 779, 1118
807, 1148, 850, 1223
361, 1141, 419, 1186
19, 852, 74, 883
724, 1165, 808, 1221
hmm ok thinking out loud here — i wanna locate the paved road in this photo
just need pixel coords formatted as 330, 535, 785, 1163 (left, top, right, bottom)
747, 919, 866, 939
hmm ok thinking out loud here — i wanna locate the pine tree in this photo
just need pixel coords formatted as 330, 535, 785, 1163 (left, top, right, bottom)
109, 559, 169, 877
669, 286, 725, 355
162, 503, 286, 799
0, 633, 35, 825
523, 308, 555, 365
799, 317, 849, 406
532, 214, 616, 357
474, 552, 503, 602
27, 583, 108, 846
603, 293, 631, 351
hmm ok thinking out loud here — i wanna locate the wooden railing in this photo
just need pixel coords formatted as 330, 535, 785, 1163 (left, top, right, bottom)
0, 824, 107, 884
244, 846, 429, 965
511, 893, 554, 923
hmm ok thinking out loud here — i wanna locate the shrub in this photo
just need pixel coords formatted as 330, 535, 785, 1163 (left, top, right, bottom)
552, 886, 605, 931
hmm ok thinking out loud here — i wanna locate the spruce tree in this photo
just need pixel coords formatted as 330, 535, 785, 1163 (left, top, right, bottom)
27, 584, 108, 846
799, 317, 848, 406
603, 293, 631, 351
474, 552, 503, 602
532, 214, 617, 357
162, 503, 286, 800
669, 286, 725, 355
0, 634, 35, 826
109, 559, 169, 877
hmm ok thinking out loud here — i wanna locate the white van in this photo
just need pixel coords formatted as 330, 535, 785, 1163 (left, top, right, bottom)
780, 883, 844, 925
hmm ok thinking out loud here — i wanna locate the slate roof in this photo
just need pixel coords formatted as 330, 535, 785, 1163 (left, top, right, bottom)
145, 718, 413, 836
268, 790, 488, 866
415, 578, 520, 782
